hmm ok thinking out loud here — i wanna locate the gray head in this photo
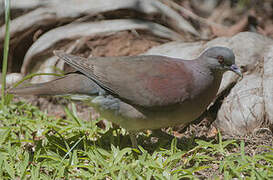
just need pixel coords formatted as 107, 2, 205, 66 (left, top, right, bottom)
201, 47, 242, 77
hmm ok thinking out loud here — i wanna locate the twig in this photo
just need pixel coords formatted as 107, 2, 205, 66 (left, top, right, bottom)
159, 0, 225, 28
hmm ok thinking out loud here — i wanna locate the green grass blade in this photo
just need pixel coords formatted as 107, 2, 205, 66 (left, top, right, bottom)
1, 0, 11, 106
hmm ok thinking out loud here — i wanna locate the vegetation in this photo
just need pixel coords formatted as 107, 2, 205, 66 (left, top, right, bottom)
0, 100, 271, 179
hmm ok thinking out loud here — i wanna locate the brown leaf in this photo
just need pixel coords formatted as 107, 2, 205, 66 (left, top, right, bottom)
207, 126, 218, 138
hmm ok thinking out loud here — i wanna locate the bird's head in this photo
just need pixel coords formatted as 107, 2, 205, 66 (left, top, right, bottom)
201, 47, 242, 77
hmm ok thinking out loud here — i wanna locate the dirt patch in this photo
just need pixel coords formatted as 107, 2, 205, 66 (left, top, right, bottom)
85, 31, 164, 57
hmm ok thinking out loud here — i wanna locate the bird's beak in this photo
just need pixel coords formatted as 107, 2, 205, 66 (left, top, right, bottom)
229, 64, 243, 77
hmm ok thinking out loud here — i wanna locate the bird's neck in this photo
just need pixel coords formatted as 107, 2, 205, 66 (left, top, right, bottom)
194, 56, 225, 81
188, 60, 223, 102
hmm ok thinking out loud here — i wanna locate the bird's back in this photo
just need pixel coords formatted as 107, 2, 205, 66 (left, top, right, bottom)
55, 52, 199, 107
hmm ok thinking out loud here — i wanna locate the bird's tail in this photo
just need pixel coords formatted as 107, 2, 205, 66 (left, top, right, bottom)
7, 73, 102, 96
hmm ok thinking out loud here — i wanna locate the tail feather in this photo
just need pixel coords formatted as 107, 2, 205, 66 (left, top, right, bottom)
8, 73, 102, 96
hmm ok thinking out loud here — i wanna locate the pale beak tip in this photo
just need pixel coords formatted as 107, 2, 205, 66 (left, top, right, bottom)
230, 64, 243, 77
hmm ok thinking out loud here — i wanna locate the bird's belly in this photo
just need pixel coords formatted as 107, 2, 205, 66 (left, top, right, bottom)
118, 100, 205, 131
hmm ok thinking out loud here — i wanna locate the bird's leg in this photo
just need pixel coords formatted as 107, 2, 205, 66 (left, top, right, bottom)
91, 95, 120, 114
152, 129, 174, 140
129, 131, 138, 148
92, 96, 138, 147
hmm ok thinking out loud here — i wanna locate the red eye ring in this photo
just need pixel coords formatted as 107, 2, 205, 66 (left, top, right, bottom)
217, 55, 224, 64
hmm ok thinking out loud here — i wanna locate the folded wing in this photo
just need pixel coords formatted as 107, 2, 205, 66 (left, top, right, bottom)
54, 51, 194, 107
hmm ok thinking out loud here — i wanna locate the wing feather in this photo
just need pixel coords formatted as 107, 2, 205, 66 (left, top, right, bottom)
54, 51, 194, 107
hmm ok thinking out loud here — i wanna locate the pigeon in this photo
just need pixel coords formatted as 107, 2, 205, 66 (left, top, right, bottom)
8, 47, 242, 147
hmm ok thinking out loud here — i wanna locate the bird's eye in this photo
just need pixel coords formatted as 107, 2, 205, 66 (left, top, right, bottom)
217, 55, 224, 64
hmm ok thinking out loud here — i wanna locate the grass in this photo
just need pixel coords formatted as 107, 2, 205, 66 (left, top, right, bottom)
1, 0, 10, 106
0, 100, 272, 179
